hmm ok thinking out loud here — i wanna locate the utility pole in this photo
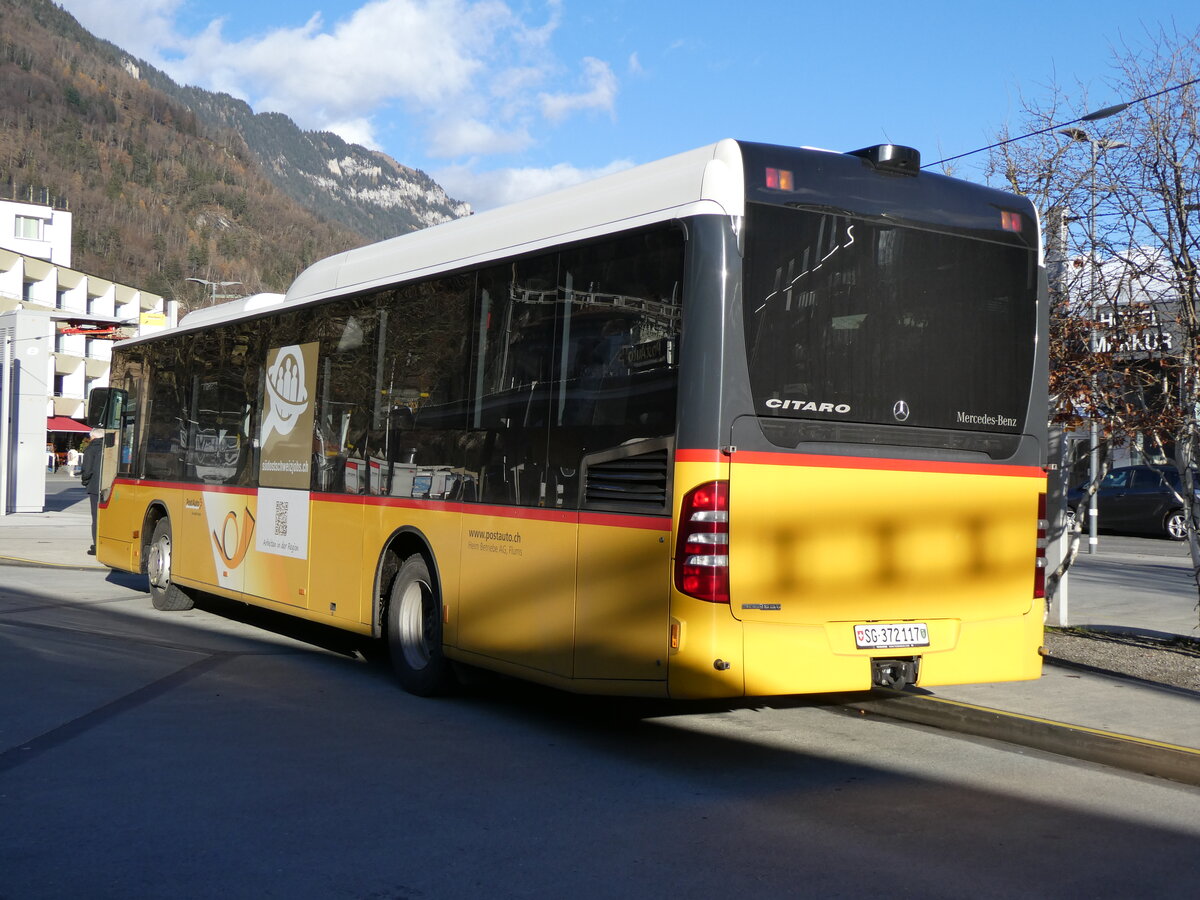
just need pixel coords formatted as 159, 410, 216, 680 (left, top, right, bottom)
1059, 106, 1128, 554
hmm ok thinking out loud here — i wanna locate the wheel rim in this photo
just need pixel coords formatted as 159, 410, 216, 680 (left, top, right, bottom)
397, 578, 433, 671
149, 534, 172, 591
1167, 513, 1187, 540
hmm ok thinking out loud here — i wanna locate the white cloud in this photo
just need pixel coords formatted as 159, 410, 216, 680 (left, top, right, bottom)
174, 1, 508, 127
59, 0, 186, 59
428, 119, 534, 158
436, 158, 634, 210
539, 57, 617, 122
57, 0, 622, 170
320, 117, 380, 149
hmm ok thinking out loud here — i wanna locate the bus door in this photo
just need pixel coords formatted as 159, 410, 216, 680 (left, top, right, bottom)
87, 385, 134, 565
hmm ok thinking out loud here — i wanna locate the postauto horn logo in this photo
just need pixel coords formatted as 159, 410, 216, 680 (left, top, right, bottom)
263, 345, 310, 441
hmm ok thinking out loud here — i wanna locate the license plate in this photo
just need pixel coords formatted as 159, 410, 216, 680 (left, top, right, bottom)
854, 622, 930, 650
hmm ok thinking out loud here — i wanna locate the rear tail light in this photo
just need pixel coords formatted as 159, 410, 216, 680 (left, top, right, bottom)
1001, 210, 1024, 232
765, 167, 794, 191
1034, 492, 1048, 599
675, 481, 730, 603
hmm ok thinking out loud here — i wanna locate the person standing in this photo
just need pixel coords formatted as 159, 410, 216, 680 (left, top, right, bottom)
66, 446, 80, 475
80, 429, 104, 555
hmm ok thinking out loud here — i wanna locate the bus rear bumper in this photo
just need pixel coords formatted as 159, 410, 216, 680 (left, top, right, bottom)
738, 611, 1043, 697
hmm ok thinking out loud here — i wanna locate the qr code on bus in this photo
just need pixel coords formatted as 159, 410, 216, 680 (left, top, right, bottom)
274, 500, 288, 536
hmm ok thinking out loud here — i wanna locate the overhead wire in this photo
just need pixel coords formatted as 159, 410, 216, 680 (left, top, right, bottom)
923, 77, 1200, 170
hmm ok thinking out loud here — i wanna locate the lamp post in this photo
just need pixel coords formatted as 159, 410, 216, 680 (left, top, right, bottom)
185, 278, 243, 306
1059, 110, 1128, 554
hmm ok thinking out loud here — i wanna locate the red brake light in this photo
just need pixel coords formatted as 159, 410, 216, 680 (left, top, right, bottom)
675, 480, 730, 604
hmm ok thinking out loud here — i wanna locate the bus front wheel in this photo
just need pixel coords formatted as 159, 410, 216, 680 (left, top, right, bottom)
386, 555, 453, 696
147, 518, 194, 611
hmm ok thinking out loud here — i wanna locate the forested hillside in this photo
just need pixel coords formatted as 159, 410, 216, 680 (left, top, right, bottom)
0, 0, 465, 308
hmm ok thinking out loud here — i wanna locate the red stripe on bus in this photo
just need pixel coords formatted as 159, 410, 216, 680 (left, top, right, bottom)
676, 449, 1043, 477
372, 496, 461, 513
676, 449, 726, 463
112, 477, 257, 495
112, 478, 672, 525
579, 512, 671, 531
726, 451, 1045, 478
312, 492, 369, 506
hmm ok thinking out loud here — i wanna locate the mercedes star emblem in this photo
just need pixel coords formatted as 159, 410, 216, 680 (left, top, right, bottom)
893, 400, 911, 422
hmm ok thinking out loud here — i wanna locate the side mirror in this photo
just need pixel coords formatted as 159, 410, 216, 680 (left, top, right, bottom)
86, 387, 129, 430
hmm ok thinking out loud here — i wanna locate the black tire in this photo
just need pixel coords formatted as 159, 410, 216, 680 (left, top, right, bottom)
147, 518, 194, 611
386, 555, 453, 696
1164, 510, 1188, 541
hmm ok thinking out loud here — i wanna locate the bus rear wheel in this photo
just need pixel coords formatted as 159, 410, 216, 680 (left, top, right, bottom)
147, 518, 194, 611
386, 555, 453, 696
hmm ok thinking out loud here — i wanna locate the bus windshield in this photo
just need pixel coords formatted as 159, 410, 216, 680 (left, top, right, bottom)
742, 203, 1037, 445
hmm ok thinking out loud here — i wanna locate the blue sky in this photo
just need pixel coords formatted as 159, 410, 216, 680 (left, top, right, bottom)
57, 0, 1199, 210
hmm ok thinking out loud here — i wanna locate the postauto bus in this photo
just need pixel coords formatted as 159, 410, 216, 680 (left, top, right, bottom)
88, 139, 1047, 698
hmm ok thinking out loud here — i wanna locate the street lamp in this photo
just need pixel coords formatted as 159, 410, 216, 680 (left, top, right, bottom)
185, 278, 243, 306
1059, 110, 1128, 554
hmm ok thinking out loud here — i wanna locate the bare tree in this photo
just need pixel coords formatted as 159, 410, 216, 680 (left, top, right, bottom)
986, 24, 1200, 624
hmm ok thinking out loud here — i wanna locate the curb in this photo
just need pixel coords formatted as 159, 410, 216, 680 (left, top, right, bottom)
0, 554, 108, 572
846, 690, 1200, 788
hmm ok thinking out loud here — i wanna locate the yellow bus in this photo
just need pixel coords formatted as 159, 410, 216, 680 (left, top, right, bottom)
89, 139, 1048, 698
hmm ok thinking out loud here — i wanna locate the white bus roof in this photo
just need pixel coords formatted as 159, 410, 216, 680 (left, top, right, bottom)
176, 292, 287, 329
123, 139, 752, 342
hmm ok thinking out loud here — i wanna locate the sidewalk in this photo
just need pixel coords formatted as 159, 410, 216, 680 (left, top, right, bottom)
2, 484, 1198, 785
0, 474, 103, 570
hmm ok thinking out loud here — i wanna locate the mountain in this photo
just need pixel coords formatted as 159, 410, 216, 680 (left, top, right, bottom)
0, 0, 470, 307
142, 76, 472, 243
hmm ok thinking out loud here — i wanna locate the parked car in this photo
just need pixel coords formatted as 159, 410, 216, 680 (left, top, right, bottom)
1066, 465, 1198, 541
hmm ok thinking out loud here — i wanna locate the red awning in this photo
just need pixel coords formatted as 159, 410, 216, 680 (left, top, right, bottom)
47, 416, 91, 433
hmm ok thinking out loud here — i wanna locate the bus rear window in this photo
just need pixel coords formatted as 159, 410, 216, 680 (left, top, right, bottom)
742, 203, 1037, 436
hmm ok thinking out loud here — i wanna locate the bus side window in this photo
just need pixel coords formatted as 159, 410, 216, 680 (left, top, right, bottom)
373, 277, 473, 499
307, 302, 380, 494
185, 325, 258, 486
107, 359, 145, 476
471, 257, 558, 507
553, 228, 683, 509
142, 342, 188, 481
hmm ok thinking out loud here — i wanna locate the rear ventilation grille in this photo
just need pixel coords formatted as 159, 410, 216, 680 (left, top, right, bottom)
582, 440, 672, 514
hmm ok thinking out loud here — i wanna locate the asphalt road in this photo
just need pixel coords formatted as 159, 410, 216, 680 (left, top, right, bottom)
2, 560, 1199, 898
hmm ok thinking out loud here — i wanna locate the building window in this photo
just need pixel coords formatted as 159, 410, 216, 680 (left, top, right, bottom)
56, 290, 67, 309
15, 215, 41, 240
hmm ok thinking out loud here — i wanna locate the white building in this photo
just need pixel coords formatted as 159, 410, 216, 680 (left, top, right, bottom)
0, 195, 72, 265
1, 197, 178, 513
